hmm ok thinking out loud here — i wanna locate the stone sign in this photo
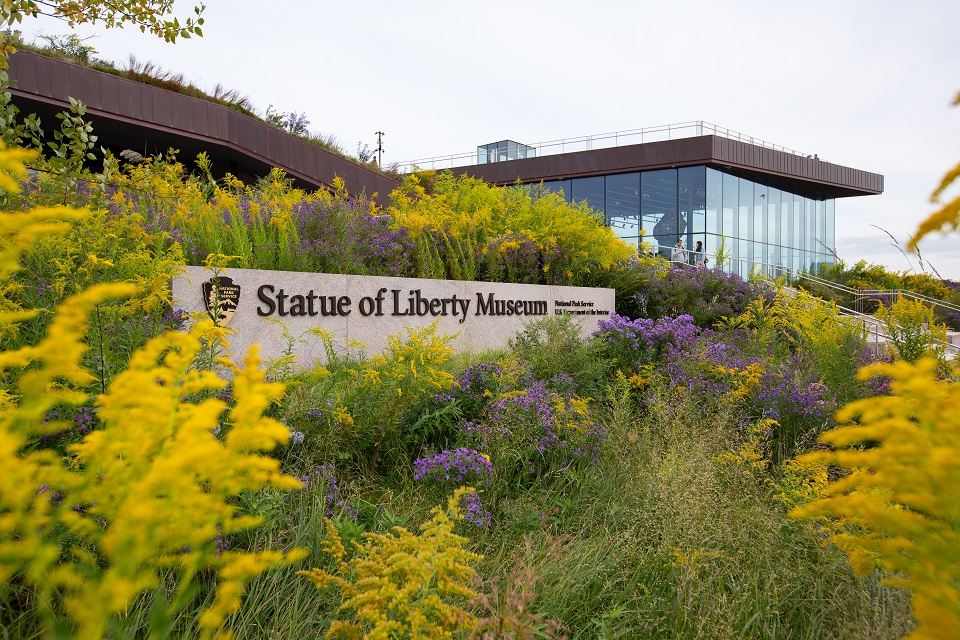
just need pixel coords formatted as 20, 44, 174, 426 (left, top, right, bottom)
172, 266, 615, 368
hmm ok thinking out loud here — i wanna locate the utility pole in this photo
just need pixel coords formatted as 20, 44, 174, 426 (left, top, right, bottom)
374, 131, 385, 166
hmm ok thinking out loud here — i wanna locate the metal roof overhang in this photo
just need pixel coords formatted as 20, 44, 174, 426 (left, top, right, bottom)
449, 135, 883, 199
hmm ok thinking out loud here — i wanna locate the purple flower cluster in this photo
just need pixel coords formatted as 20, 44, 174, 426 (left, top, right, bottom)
437, 361, 529, 422
299, 464, 357, 520
41, 406, 99, 447
628, 266, 774, 327
459, 491, 491, 528
413, 448, 493, 486
595, 313, 701, 370
73, 407, 95, 436
479, 378, 606, 468
293, 200, 415, 277
37, 483, 63, 507
755, 370, 830, 422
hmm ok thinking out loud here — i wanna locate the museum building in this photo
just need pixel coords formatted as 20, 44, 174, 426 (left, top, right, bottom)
7, 50, 885, 277
436, 125, 884, 277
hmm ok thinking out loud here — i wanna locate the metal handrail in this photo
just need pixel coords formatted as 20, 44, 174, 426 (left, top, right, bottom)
857, 289, 960, 315
394, 120, 810, 174
669, 255, 959, 358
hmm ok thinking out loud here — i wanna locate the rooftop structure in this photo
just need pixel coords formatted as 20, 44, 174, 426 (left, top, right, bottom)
477, 139, 536, 164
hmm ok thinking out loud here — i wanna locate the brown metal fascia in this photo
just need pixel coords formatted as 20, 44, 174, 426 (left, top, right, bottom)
450, 134, 883, 199
708, 136, 883, 198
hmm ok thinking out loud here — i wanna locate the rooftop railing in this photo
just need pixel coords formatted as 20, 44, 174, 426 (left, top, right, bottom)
394, 121, 810, 175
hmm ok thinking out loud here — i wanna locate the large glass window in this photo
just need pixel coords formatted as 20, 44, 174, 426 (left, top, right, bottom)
780, 191, 792, 248
536, 164, 836, 277
722, 173, 737, 242
766, 188, 779, 270
571, 176, 604, 213
642, 169, 678, 258
706, 168, 722, 237
794, 197, 803, 254
679, 167, 706, 244
754, 185, 767, 266
825, 199, 836, 251
767, 188, 780, 247
738, 179, 752, 270
540, 180, 571, 202
605, 173, 640, 244
816, 199, 826, 250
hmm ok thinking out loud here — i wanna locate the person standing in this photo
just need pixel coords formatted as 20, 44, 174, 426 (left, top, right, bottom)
670, 239, 688, 264
694, 240, 707, 267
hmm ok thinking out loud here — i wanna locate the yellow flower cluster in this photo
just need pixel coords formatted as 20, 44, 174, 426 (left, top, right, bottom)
792, 358, 960, 639
773, 456, 829, 511
389, 171, 634, 285
874, 294, 949, 364
711, 362, 765, 400
0, 146, 306, 639
300, 487, 482, 639
716, 418, 776, 476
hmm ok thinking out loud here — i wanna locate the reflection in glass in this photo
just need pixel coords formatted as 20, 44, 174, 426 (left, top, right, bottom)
528, 165, 840, 278
723, 172, 737, 242
780, 191, 792, 248
642, 169, 678, 258
706, 168, 722, 236
606, 173, 641, 244
679, 167, 706, 245
571, 176, 605, 213
739, 179, 752, 270
540, 180, 571, 202
825, 199, 836, 250
754, 185, 767, 266
794, 197, 803, 254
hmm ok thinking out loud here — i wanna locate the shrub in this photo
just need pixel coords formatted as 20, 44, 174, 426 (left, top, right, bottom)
594, 313, 701, 374
509, 314, 609, 398
874, 294, 949, 364
389, 171, 634, 287
280, 322, 457, 471
631, 263, 773, 327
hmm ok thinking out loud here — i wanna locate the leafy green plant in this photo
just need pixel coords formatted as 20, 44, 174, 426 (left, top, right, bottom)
874, 294, 948, 364
509, 314, 608, 398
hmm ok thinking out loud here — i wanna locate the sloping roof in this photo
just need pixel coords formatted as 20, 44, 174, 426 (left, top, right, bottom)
7, 50, 399, 205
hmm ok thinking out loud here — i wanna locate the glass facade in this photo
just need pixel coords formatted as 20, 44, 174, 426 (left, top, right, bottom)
538, 165, 836, 276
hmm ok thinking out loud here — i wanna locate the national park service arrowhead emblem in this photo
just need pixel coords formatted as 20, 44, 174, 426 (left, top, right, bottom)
202, 276, 241, 325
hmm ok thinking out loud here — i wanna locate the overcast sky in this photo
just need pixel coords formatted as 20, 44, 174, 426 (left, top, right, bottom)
22, 0, 960, 278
